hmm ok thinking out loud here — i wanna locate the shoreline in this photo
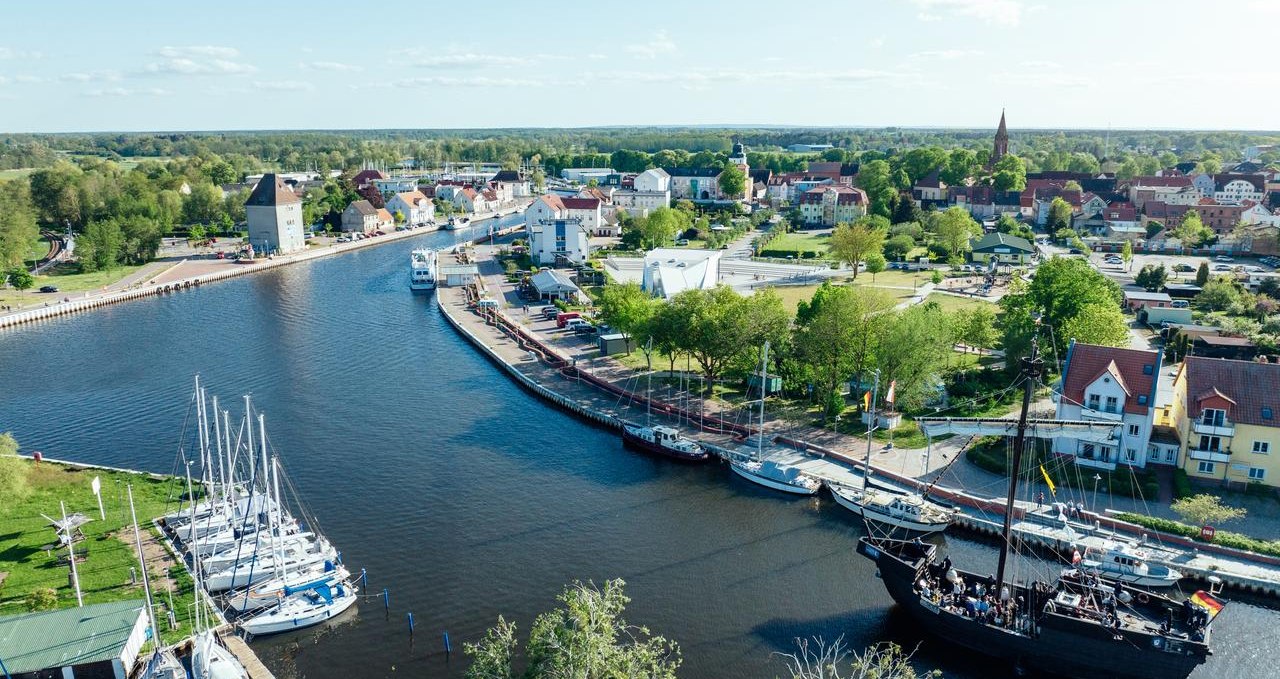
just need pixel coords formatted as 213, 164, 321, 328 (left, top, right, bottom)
0, 205, 529, 332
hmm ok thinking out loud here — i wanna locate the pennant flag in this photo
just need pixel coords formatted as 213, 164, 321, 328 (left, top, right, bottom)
1190, 591, 1225, 621
885, 380, 897, 404
1039, 465, 1057, 496
863, 390, 872, 410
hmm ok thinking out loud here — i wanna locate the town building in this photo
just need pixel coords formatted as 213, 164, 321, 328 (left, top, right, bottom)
244, 173, 306, 255
911, 169, 948, 205
528, 218, 591, 265
666, 167, 726, 202
560, 167, 615, 183
1054, 342, 1163, 469
1213, 174, 1266, 203
788, 143, 834, 153
385, 190, 435, 226
797, 185, 869, 227
633, 168, 671, 193
611, 189, 670, 218
491, 169, 530, 198
967, 232, 1035, 265
352, 169, 386, 190
641, 248, 722, 299
0, 599, 150, 679
341, 199, 380, 233
1168, 356, 1280, 487
525, 194, 603, 234
439, 263, 479, 287
530, 269, 583, 302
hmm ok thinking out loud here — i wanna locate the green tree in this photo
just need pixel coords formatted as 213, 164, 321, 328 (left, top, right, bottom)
76, 217, 124, 271
1172, 211, 1213, 248
1120, 240, 1133, 270
955, 304, 998, 352
1062, 302, 1130, 348
6, 267, 34, 295
638, 207, 689, 249
930, 207, 980, 261
778, 639, 938, 679
900, 146, 947, 184
597, 282, 655, 343
991, 154, 1027, 191
182, 182, 225, 225
829, 220, 886, 279
855, 160, 897, 219
883, 234, 915, 261
1196, 278, 1243, 312
718, 162, 747, 200
876, 302, 954, 410
793, 284, 893, 418
941, 148, 979, 185
531, 169, 546, 192
464, 579, 680, 679
0, 433, 29, 505
1134, 264, 1168, 291
890, 197, 922, 226
865, 251, 886, 282
1171, 494, 1246, 528
0, 181, 40, 268
1195, 261, 1210, 286
28, 162, 84, 226
1047, 197, 1073, 234
1001, 257, 1122, 363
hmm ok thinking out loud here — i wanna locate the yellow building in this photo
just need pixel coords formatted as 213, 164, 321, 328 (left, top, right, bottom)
1171, 356, 1280, 488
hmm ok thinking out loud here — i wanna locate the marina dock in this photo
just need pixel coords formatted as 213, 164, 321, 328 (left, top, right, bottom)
436, 259, 1280, 598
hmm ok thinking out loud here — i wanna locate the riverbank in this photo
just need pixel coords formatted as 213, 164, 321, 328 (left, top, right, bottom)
435, 249, 1280, 598
0, 202, 530, 331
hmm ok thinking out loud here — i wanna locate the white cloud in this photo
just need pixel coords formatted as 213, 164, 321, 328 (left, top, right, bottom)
253, 80, 315, 91
0, 76, 8, 85
610, 68, 904, 85
14, 75, 43, 83
587, 53, 608, 60
86, 86, 168, 97
910, 0, 1025, 25
626, 30, 677, 59
989, 70, 1093, 88
156, 45, 239, 59
413, 53, 530, 68
868, 37, 886, 49
910, 49, 983, 60
60, 70, 121, 83
397, 75, 544, 88
143, 58, 256, 75
0, 47, 42, 60
300, 61, 362, 72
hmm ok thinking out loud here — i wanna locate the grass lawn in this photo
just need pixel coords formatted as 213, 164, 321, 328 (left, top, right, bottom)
0, 168, 38, 180
923, 293, 996, 313
849, 269, 930, 289
0, 263, 144, 309
0, 459, 206, 644
761, 231, 831, 257
770, 282, 915, 314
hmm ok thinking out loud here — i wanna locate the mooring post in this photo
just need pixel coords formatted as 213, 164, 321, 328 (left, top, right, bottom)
407, 612, 414, 635
382, 588, 389, 615
359, 568, 368, 589
443, 631, 451, 654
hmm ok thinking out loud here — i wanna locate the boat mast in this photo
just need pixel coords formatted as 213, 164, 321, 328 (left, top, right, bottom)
757, 341, 771, 462
644, 337, 654, 428
127, 485, 164, 654
864, 369, 881, 482
995, 337, 1044, 594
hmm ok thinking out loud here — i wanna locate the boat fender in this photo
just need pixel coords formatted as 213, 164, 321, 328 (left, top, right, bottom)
1118, 591, 1133, 604
1137, 592, 1149, 604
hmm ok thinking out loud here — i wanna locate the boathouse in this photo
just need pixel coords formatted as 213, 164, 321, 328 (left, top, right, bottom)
0, 599, 149, 679
439, 263, 479, 287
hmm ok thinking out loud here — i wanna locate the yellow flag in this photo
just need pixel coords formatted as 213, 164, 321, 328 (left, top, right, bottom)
863, 390, 872, 410
1039, 465, 1057, 496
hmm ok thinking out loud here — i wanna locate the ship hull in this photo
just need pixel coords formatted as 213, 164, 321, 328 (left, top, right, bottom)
830, 487, 949, 535
729, 461, 819, 495
621, 427, 710, 462
858, 539, 1206, 679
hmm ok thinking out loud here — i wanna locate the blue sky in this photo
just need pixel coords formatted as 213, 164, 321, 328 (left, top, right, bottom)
1, 0, 1274, 133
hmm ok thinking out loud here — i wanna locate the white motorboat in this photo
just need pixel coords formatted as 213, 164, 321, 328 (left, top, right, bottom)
225, 564, 351, 613
730, 459, 821, 495
238, 580, 358, 636
829, 484, 953, 534
409, 248, 437, 290
1077, 541, 1183, 588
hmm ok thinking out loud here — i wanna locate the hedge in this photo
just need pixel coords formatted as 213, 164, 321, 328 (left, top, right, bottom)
1172, 469, 1193, 499
965, 437, 1160, 500
1114, 512, 1280, 558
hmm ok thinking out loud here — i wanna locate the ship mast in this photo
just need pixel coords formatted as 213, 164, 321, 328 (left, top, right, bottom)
995, 337, 1043, 594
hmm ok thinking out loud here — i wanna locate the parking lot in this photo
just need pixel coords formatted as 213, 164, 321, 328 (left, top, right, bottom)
1089, 249, 1277, 285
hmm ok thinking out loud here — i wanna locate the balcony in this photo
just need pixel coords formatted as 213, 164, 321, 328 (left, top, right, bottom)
1187, 448, 1231, 464
1081, 406, 1124, 422
1073, 455, 1118, 471
1192, 421, 1235, 437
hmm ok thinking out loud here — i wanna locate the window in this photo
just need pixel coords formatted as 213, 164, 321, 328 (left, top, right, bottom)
1137, 395, 1149, 405
1088, 394, 1100, 409
1105, 396, 1119, 413
1253, 441, 1270, 454
1166, 449, 1177, 463
1125, 449, 1137, 462
1249, 467, 1267, 481
1128, 424, 1141, 437
1198, 435, 1222, 451
1143, 364, 1154, 375
1264, 407, 1274, 420
1082, 443, 1096, 459
1198, 461, 1216, 474
1201, 408, 1226, 426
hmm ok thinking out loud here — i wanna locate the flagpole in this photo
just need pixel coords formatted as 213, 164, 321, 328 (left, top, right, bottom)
864, 370, 880, 484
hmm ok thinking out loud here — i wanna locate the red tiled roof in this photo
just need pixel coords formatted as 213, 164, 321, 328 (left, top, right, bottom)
1183, 356, 1280, 427
1062, 342, 1160, 416
353, 169, 386, 184
1129, 175, 1192, 188
561, 197, 601, 210
537, 194, 565, 212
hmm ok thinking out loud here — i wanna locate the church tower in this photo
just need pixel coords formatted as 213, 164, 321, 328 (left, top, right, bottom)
991, 109, 1009, 166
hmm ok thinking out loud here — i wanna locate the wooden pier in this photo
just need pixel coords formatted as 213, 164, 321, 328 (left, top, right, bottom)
222, 632, 276, 679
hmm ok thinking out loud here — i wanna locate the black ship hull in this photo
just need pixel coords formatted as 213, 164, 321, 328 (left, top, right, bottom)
858, 538, 1207, 679
621, 427, 710, 462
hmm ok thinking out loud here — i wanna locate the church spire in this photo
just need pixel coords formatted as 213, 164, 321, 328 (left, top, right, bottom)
991, 109, 1009, 166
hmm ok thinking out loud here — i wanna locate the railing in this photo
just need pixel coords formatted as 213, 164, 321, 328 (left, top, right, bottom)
1187, 447, 1231, 463
1080, 406, 1124, 422
1192, 420, 1235, 437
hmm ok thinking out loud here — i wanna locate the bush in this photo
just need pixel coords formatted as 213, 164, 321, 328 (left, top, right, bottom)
1115, 512, 1280, 558
27, 588, 58, 611
1172, 469, 1192, 499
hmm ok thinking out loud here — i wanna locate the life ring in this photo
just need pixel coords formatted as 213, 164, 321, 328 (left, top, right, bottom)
1137, 592, 1149, 604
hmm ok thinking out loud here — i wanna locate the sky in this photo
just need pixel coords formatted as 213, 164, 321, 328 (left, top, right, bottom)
1, 0, 1277, 133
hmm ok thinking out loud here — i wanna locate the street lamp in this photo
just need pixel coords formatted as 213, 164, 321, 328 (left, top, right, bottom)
1092, 473, 1102, 512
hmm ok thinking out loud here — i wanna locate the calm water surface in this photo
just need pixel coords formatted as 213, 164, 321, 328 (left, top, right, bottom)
0, 225, 1273, 678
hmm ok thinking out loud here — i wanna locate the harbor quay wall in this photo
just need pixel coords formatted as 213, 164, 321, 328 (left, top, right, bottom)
441, 294, 1280, 596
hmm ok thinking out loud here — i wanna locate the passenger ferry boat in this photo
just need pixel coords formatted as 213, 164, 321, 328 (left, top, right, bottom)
410, 249, 437, 290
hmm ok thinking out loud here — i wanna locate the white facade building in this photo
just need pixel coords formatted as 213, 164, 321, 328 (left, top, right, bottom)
245, 173, 306, 254
1053, 342, 1164, 469
633, 168, 671, 193
641, 248, 723, 299
528, 218, 591, 265
385, 190, 435, 226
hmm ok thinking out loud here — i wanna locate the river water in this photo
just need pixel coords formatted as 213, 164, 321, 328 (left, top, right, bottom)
0, 221, 1273, 678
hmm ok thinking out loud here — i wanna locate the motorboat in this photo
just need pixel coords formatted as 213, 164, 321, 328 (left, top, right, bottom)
830, 484, 953, 534
1078, 541, 1183, 588
409, 249, 437, 291
621, 424, 709, 462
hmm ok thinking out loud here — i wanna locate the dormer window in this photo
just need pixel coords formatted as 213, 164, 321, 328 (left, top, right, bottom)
1201, 408, 1226, 426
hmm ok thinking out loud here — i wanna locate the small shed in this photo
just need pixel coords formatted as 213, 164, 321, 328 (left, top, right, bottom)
0, 599, 149, 679
598, 333, 635, 356
1143, 306, 1193, 326
1122, 290, 1172, 311
1163, 283, 1203, 299
439, 263, 479, 287
530, 269, 582, 302
748, 371, 782, 394
1194, 334, 1256, 361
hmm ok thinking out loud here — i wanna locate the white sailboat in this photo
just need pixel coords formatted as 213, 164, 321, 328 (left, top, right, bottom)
182, 465, 250, 679
130, 485, 186, 679
225, 563, 352, 613
728, 342, 821, 495
1077, 540, 1183, 588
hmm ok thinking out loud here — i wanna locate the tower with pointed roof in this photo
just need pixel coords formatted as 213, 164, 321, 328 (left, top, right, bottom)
245, 173, 306, 255
991, 109, 1009, 166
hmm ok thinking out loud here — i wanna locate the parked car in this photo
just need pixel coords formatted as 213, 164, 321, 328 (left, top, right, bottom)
1215, 255, 1234, 262
1172, 263, 1195, 272
1214, 264, 1230, 271
555, 311, 582, 328
39, 285, 59, 293
1171, 300, 1190, 308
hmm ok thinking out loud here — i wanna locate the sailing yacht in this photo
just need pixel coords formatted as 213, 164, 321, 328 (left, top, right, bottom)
857, 339, 1218, 679
225, 563, 352, 613
727, 342, 821, 495
620, 340, 709, 462
181, 468, 250, 679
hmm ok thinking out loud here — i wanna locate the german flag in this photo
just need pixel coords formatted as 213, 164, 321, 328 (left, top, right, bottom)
1190, 591, 1225, 621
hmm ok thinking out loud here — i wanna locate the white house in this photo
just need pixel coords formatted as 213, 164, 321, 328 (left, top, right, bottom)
1214, 175, 1266, 204
385, 190, 435, 226
633, 168, 671, 193
560, 168, 615, 183
528, 217, 591, 265
611, 190, 670, 218
525, 194, 602, 233
1053, 342, 1165, 469
492, 170, 529, 198
244, 173, 306, 255
641, 248, 722, 299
